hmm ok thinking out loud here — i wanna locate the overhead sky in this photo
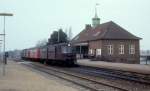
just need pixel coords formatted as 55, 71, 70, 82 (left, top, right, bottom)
0, 0, 150, 50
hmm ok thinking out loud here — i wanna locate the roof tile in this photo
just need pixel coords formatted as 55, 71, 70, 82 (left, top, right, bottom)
72, 21, 141, 43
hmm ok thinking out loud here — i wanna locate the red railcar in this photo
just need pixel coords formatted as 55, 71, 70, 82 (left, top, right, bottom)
22, 48, 40, 61
29, 48, 40, 59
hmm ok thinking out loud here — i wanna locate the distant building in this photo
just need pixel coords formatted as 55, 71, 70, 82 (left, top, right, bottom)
140, 50, 150, 56
71, 11, 141, 64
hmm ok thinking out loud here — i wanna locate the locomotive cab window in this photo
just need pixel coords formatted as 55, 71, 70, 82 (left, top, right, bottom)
61, 46, 72, 53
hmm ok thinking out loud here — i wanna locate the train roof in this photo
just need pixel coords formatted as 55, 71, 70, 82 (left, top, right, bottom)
22, 43, 70, 51
48, 43, 69, 46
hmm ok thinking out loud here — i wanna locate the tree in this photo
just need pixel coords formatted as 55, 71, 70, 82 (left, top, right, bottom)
68, 27, 73, 41
64, 27, 73, 41
48, 29, 68, 44
36, 39, 47, 47
49, 31, 58, 44
58, 29, 68, 43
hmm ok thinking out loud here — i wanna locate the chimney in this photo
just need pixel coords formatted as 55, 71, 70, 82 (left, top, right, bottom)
85, 24, 91, 30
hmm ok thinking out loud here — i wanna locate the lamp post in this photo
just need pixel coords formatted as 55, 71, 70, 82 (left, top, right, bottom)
0, 13, 13, 76
0, 43, 2, 61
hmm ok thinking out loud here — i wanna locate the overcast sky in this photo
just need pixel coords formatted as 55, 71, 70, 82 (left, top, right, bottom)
0, 0, 150, 50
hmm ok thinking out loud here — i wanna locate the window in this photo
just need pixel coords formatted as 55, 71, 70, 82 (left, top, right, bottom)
93, 31, 101, 36
89, 49, 93, 54
107, 45, 113, 55
96, 49, 101, 56
61, 46, 72, 53
129, 44, 135, 54
119, 44, 124, 54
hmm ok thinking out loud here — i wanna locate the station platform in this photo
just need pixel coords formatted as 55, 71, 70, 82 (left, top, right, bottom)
77, 59, 150, 75
0, 60, 79, 91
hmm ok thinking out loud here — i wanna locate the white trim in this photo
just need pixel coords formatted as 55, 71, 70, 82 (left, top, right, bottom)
119, 44, 124, 54
96, 49, 101, 56
129, 44, 135, 54
89, 49, 93, 54
74, 42, 88, 46
107, 45, 113, 55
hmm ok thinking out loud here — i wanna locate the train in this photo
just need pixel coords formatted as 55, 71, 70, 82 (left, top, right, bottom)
21, 43, 76, 65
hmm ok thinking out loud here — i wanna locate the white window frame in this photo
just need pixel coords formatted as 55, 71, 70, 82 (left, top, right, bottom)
129, 44, 135, 54
107, 45, 113, 55
96, 49, 101, 56
119, 44, 124, 54
89, 49, 93, 54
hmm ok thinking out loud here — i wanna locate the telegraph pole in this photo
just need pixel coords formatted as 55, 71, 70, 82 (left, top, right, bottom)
58, 30, 60, 43
0, 13, 13, 76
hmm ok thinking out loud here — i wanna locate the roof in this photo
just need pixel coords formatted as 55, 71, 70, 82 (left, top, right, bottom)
71, 21, 141, 43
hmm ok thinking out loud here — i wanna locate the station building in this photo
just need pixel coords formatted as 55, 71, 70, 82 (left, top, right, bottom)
71, 12, 141, 64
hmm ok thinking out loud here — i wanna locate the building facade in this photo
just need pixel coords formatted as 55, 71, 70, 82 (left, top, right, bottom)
71, 13, 141, 64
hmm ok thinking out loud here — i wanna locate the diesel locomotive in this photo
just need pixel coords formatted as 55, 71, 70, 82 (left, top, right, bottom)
21, 43, 76, 65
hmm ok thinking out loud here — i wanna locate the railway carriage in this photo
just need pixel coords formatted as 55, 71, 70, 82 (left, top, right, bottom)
39, 45, 47, 62
22, 48, 40, 61
22, 49, 30, 60
21, 49, 26, 59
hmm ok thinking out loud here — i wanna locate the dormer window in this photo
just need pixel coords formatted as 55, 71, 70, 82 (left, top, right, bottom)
93, 31, 101, 36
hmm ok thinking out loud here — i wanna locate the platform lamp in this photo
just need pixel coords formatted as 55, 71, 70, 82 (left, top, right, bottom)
0, 13, 13, 76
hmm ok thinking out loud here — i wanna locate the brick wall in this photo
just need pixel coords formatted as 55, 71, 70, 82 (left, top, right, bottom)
88, 39, 140, 64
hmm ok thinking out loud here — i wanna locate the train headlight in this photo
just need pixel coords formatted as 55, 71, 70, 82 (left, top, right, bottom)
68, 43, 71, 46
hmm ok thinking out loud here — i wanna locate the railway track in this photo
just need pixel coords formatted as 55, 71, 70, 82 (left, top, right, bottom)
23, 62, 128, 91
65, 65, 150, 85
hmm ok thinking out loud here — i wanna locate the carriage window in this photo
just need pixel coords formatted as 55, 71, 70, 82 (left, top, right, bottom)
61, 46, 72, 53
